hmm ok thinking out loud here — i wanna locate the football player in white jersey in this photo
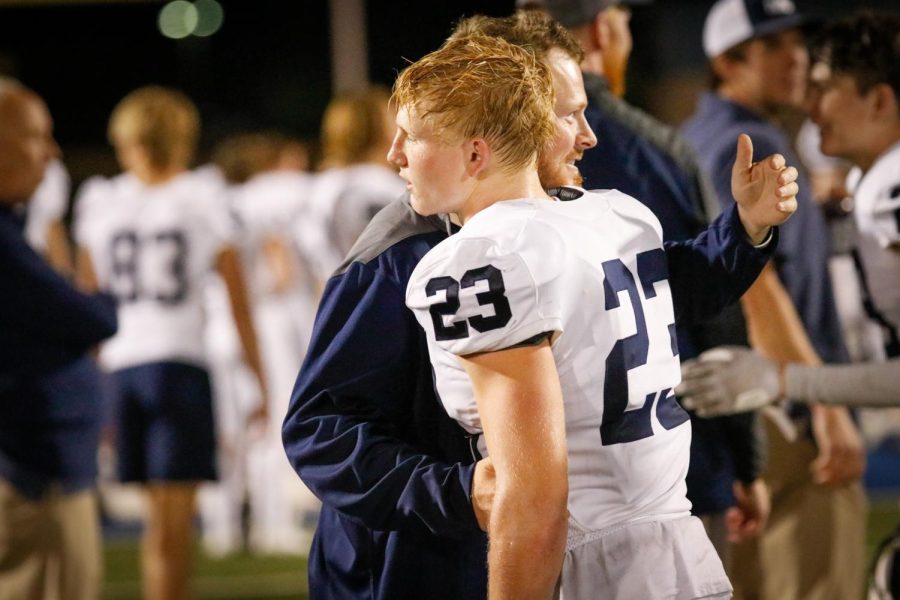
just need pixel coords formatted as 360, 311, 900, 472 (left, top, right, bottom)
298, 87, 406, 282
74, 87, 267, 600
396, 34, 798, 599
809, 11, 900, 350
219, 134, 321, 554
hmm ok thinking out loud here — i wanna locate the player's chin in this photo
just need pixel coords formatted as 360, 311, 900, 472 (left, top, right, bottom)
408, 194, 437, 217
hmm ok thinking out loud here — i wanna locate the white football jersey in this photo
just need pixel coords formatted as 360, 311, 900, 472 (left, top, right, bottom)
25, 159, 70, 251
407, 189, 692, 533
298, 164, 405, 281
848, 141, 900, 327
75, 169, 235, 371
230, 170, 313, 298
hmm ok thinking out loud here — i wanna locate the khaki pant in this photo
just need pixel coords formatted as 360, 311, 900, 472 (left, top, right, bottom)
730, 416, 867, 600
0, 480, 101, 600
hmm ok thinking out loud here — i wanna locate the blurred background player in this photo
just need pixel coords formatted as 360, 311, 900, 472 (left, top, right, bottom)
200, 132, 319, 556
73, 86, 267, 600
681, 1, 867, 597
298, 86, 405, 282
0, 77, 118, 600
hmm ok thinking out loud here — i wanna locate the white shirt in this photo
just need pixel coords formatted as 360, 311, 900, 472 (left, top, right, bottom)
407, 189, 692, 534
230, 170, 313, 298
847, 140, 900, 328
25, 159, 70, 251
75, 170, 235, 370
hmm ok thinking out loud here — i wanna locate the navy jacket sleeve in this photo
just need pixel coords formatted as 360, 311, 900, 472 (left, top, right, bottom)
282, 256, 481, 538
1, 216, 117, 352
665, 202, 776, 325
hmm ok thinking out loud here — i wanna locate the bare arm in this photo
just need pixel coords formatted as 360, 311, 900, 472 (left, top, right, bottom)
216, 245, 268, 420
460, 340, 568, 600
44, 219, 74, 276
261, 234, 296, 295
740, 265, 863, 485
741, 263, 821, 366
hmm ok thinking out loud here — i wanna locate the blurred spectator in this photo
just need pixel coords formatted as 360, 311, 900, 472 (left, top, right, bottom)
681, 1, 867, 597
298, 86, 405, 281
0, 78, 117, 600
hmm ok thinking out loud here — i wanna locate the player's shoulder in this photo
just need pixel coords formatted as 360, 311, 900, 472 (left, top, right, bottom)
410, 198, 567, 293
75, 173, 127, 215
579, 186, 664, 237
177, 167, 227, 198
866, 144, 900, 200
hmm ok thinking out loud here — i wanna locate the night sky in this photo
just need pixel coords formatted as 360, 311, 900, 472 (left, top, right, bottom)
0, 0, 891, 179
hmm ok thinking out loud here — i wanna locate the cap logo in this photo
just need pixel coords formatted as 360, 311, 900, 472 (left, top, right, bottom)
764, 0, 795, 16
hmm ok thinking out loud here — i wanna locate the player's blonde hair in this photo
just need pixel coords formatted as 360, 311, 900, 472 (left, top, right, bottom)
451, 10, 585, 64
108, 86, 199, 170
392, 35, 555, 173
320, 86, 393, 169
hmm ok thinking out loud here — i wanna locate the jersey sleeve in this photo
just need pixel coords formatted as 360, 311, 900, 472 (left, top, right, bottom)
72, 176, 109, 249
869, 180, 900, 248
195, 176, 238, 250
406, 231, 564, 356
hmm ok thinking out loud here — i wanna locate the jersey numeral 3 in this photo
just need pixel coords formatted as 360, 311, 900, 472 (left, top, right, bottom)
109, 229, 189, 305
426, 265, 512, 341
600, 250, 688, 445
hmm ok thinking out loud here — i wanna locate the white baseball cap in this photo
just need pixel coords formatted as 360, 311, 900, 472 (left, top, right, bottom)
703, 0, 810, 59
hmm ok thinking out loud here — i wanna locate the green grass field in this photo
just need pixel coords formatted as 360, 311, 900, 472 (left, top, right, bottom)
102, 500, 898, 599
103, 542, 308, 600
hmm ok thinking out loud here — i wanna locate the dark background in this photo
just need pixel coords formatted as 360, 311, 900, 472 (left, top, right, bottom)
0, 0, 893, 179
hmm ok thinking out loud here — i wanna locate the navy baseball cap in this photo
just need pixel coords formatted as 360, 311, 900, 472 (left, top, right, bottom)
535, 0, 653, 28
703, 0, 811, 58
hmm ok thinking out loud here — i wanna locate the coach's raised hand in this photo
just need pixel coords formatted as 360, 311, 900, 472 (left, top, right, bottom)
730, 133, 799, 245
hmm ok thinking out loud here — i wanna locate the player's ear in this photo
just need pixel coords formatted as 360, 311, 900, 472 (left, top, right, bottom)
869, 82, 898, 123
467, 138, 491, 178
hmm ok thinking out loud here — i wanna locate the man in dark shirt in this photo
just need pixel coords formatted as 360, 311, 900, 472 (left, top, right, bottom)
681, 1, 867, 597
0, 78, 118, 600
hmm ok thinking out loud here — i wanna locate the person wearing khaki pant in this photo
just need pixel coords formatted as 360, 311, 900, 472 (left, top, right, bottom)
0, 483, 102, 600
0, 78, 118, 600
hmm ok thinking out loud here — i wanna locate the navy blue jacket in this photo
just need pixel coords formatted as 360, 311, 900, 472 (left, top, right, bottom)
283, 193, 773, 599
581, 74, 764, 514
682, 93, 848, 365
0, 205, 117, 498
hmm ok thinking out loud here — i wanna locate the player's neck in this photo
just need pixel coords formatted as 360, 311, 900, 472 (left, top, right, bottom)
457, 168, 549, 225
131, 165, 187, 186
857, 129, 900, 174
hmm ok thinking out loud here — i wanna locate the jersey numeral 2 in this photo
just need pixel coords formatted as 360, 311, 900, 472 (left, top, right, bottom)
109, 229, 189, 305
426, 265, 512, 341
600, 250, 688, 446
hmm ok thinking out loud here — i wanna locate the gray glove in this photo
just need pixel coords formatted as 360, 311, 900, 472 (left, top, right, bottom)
676, 346, 781, 417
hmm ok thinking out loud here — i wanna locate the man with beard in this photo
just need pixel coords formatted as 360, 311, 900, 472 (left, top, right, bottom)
282, 11, 796, 599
